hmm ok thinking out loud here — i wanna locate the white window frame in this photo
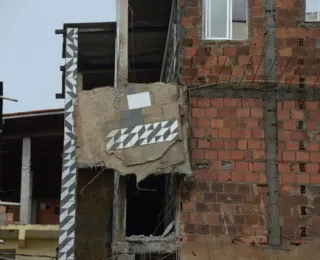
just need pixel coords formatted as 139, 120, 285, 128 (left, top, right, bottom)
203, 0, 248, 41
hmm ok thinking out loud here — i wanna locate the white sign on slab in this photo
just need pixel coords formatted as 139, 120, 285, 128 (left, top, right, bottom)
127, 92, 151, 110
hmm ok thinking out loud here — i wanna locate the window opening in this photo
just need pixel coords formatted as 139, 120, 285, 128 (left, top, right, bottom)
299, 38, 304, 46
299, 163, 306, 172
301, 206, 307, 215
297, 120, 304, 130
125, 174, 176, 237
305, 0, 320, 22
299, 141, 306, 151
297, 100, 305, 110
298, 59, 304, 66
300, 226, 307, 237
301, 185, 306, 194
204, 0, 248, 40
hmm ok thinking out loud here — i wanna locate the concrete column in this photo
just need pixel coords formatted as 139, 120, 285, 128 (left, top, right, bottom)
20, 137, 32, 224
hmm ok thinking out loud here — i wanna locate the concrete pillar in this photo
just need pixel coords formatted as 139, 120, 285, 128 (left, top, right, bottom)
20, 137, 32, 224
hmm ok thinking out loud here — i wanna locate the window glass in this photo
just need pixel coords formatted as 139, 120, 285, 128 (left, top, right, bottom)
208, 0, 228, 39
306, 0, 320, 22
232, 0, 248, 40
204, 0, 248, 40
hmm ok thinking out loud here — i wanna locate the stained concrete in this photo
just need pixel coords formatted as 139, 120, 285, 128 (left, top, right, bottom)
75, 82, 191, 181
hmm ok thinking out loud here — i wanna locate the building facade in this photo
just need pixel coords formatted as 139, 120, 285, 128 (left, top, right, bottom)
55, 0, 320, 259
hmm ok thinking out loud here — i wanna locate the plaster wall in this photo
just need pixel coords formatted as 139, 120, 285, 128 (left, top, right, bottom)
75, 82, 191, 181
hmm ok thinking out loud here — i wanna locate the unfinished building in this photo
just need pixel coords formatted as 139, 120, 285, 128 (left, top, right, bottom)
55, 0, 320, 259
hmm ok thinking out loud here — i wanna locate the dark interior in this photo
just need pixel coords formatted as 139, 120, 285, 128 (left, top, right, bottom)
126, 174, 169, 236
57, 0, 173, 93
1, 113, 64, 224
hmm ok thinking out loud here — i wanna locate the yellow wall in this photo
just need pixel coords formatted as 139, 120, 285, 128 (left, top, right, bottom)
0, 239, 58, 260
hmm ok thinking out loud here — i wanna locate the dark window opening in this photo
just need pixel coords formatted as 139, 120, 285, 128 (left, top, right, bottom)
301, 206, 307, 215
299, 141, 305, 151
299, 163, 306, 172
299, 77, 305, 88
300, 226, 307, 237
301, 185, 306, 194
297, 120, 304, 130
298, 59, 304, 66
126, 174, 176, 237
297, 100, 305, 110
299, 38, 304, 46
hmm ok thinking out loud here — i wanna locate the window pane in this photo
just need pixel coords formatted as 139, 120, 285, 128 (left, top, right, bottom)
207, 0, 228, 39
305, 0, 320, 22
232, 0, 248, 40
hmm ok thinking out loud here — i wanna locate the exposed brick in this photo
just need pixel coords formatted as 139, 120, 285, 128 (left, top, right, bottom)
211, 98, 224, 107
219, 128, 232, 138
251, 107, 263, 117
211, 119, 224, 128
285, 141, 299, 151
282, 151, 295, 161
196, 202, 209, 212
248, 140, 261, 149
197, 98, 210, 107
218, 107, 237, 118
232, 172, 245, 182
252, 129, 264, 139
197, 119, 210, 127
211, 139, 224, 149
205, 214, 219, 225
232, 151, 245, 160
205, 150, 218, 160
278, 163, 291, 173
237, 108, 250, 118
311, 175, 320, 184
281, 173, 296, 184
190, 212, 202, 224
296, 174, 310, 184
206, 107, 218, 117
192, 149, 205, 159
192, 108, 206, 117
296, 152, 310, 162
236, 162, 249, 171
198, 139, 211, 149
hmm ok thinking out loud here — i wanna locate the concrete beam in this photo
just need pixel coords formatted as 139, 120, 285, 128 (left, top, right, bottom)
20, 138, 32, 224
18, 228, 26, 248
189, 84, 320, 100
115, 0, 129, 88
112, 240, 178, 254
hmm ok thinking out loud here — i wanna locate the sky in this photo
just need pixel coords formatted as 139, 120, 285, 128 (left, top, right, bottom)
307, 0, 320, 12
0, 0, 116, 113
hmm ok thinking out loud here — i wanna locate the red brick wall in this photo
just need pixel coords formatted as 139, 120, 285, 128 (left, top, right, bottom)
182, 97, 267, 240
277, 1, 320, 86
278, 100, 320, 239
180, 0, 320, 244
183, 96, 320, 242
180, 0, 265, 86
180, 0, 320, 87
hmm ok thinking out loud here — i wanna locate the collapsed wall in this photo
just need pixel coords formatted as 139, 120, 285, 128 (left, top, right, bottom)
75, 82, 191, 181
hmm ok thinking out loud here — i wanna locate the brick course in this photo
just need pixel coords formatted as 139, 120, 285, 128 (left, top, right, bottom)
185, 97, 267, 239
179, 0, 320, 87
180, 0, 320, 244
